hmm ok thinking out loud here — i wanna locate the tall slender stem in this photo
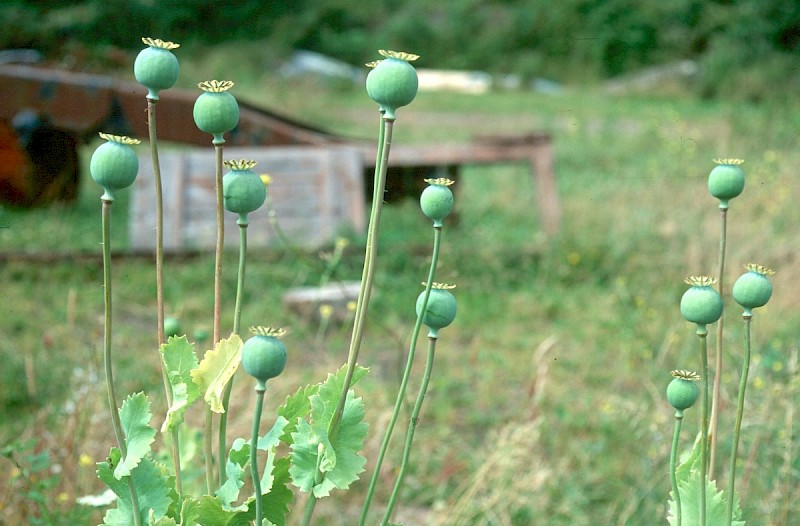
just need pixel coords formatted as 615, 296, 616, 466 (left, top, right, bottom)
381, 336, 438, 525
204, 140, 225, 493
709, 207, 728, 476
146, 97, 182, 496
670, 410, 685, 526
697, 327, 709, 526
302, 114, 392, 524
101, 198, 142, 526
726, 315, 752, 526
359, 226, 442, 526
330, 115, 394, 439
219, 221, 248, 485
250, 385, 266, 526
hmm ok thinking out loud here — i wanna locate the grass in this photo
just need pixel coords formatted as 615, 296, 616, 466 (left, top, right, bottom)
1, 47, 799, 525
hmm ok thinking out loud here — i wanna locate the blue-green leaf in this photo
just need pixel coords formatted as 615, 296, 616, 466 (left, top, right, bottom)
97, 449, 172, 526
216, 438, 250, 511
115, 393, 156, 479
160, 336, 201, 432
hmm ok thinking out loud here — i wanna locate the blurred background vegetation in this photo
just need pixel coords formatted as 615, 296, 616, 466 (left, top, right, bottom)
2, 1, 800, 525
2, 0, 800, 101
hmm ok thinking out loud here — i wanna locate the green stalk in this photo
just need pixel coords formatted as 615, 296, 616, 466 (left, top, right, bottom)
250, 384, 266, 526
303, 113, 391, 524
697, 327, 709, 526
204, 139, 225, 493
219, 220, 248, 485
101, 198, 142, 526
300, 444, 326, 526
381, 336, 438, 525
359, 226, 442, 526
709, 207, 728, 477
726, 314, 752, 526
146, 97, 182, 495
670, 409, 685, 526
329, 114, 393, 438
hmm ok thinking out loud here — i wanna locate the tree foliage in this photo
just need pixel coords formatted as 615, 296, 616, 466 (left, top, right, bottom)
2, 0, 799, 99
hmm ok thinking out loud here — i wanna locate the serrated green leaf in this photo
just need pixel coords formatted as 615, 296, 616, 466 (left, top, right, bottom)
160, 336, 201, 433
258, 416, 289, 491
239, 456, 292, 526
276, 384, 319, 446
115, 393, 156, 479
675, 431, 703, 484
148, 509, 177, 526
189, 495, 253, 526
289, 389, 368, 498
191, 334, 243, 413
216, 438, 250, 511
98, 450, 172, 526
667, 467, 745, 526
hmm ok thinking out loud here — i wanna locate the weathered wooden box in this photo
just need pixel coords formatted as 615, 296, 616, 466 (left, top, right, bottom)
130, 146, 365, 251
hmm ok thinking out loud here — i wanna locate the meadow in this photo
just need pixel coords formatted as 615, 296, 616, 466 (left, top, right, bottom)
1, 47, 799, 525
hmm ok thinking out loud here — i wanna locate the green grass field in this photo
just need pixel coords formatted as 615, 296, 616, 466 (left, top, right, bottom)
1, 50, 799, 525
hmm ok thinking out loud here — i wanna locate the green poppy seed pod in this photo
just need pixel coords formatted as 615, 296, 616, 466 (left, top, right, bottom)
732, 264, 774, 316
193, 80, 240, 143
366, 50, 419, 120
90, 133, 141, 201
134, 38, 180, 100
680, 276, 723, 328
708, 158, 745, 209
420, 178, 454, 227
222, 159, 267, 222
241, 327, 287, 389
163, 316, 181, 338
667, 370, 700, 411
416, 283, 457, 337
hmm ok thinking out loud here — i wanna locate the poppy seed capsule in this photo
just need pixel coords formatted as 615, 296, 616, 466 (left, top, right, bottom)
223, 159, 267, 219
193, 81, 239, 140
134, 38, 180, 100
366, 50, 419, 120
680, 276, 723, 327
732, 264, 773, 315
241, 327, 287, 388
708, 159, 745, 209
420, 179, 454, 226
416, 284, 457, 336
90, 133, 141, 201
667, 370, 700, 411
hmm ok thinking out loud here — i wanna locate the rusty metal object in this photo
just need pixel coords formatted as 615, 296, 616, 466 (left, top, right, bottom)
0, 63, 559, 232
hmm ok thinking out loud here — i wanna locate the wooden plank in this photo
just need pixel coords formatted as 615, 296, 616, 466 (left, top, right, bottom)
130, 145, 365, 251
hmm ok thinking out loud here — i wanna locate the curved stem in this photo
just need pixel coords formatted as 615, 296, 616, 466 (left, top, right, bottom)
329, 115, 393, 440
697, 327, 709, 526
671, 410, 685, 526
726, 315, 752, 526
147, 97, 183, 496
381, 336, 438, 525
101, 198, 142, 526
359, 226, 442, 526
709, 207, 728, 477
250, 386, 266, 526
219, 221, 248, 485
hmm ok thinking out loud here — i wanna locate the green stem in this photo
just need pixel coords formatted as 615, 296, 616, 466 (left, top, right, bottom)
709, 207, 728, 477
250, 385, 266, 526
219, 221, 248, 485
101, 198, 142, 526
147, 97, 183, 496
329, 115, 393, 440
302, 114, 391, 526
671, 410, 685, 526
726, 315, 752, 526
300, 444, 325, 526
381, 336, 438, 525
359, 226, 442, 526
204, 140, 226, 493
697, 327, 709, 526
